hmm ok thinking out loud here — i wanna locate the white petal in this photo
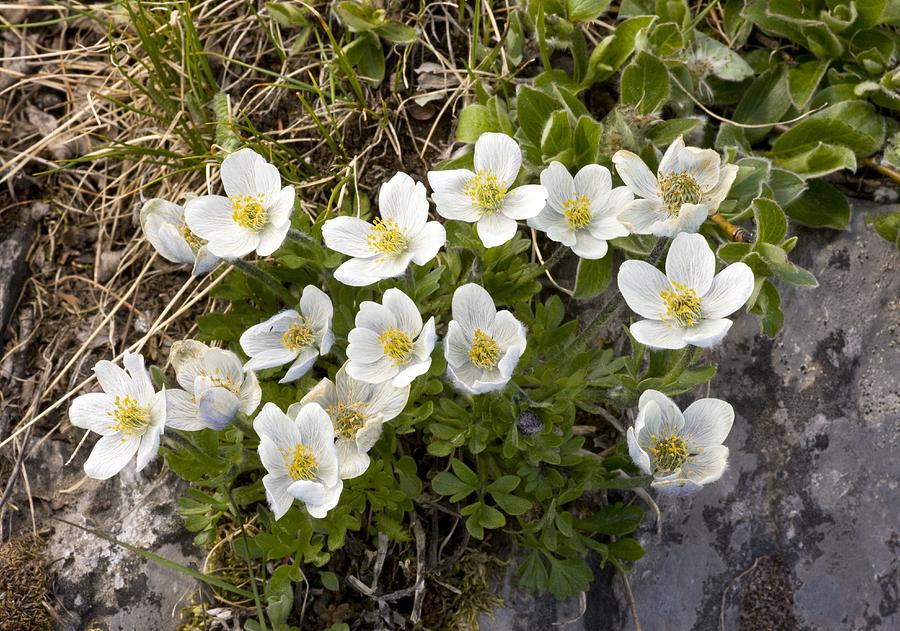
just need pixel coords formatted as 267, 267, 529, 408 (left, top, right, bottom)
365, 381, 410, 421
630, 320, 688, 349
322, 216, 376, 257
241, 310, 296, 352
243, 346, 296, 371
185, 195, 258, 259
304, 481, 343, 518
627, 427, 652, 475
355, 300, 395, 334
682, 398, 734, 450
123, 352, 154, 403
444, 321, 471, 368
266, 185, 295, 228
238, 370, 262, 415
144, 214, 194, 264
668, 204, 709, 237
571, 233, 609, 259
259, 435, 288, 476
617, 260, 669, 319
393, 359, 431, 387
501, 185, 547, 220
476, 213, 518, 247
682, 445, 729, 485
383, 288, 422, 337
191, 247, 220, 276
295, 404, 338, 477
496, 344, 523, 381
490, 310, 526, 353
83, 434, 140, 480
263, 474, 295, 519
612, 151, 659, 199
586, 215, 630, 241
279, 347, 318, 383
701, 262, 754, 319
704, 163, 739, 209
198, 387, 240, 429
619, 198, 666, 234
666, 232, 715, 294
678, 147, 722, 191
254, 403, 302, 449
590, 185, 634, 221
408, 221, 446, 265
346, 355, 396, 384
69, 393, 116, 435
474, 132, 521, 186
300, 285, 334, 331
298, 377, 338, 412
164, 389, 206, 431
540, 161, 576, 213
657, 136, 685, 174
355, 418, 385, 452
427, 168, 474, 194
135, 427, 161, 471
573, 164, 612, 201
651, 476, 704, 495
452, 283, 497, 333
93, 360, 137, 400
333, 257, 384, 287
379, 172, 428, 234
336, 440, 371, 480
256, 221, 290, 256
682, 318, 733, 348
432, 192, 480, 222
204, 348, 244, 385
347, 326, 387, 362
222, 148, 279, 198
637, 392, 685, 438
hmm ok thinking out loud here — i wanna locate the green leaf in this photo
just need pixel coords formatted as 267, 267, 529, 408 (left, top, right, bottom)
456, 104, 497, 143
775, 142, 857, 178
586, 15, 656, 84
693, 32, 753, 81
649, 22, 684, 57
573, 115, 603, 167
517, 550, 549, 593
608, 538, 645, 561
784, 180, 850, 230
487, 475, 521, 494
788, 60, 829, 109
573, 255, 613, 299
646, 118, 701, 145
568, 0, 612, 22
752, 198, 788, 244
320, 570, 340, 591
492, 493, 533, 516
334, 1, 380, 31
772, 101, 886, 159
750, 279, 784, 336
589, 503, 644, 536
374, 21, 417, 44
344, 31, 385, 85
517, 86, 559, 147
541, 110, 573, 158
756, 243, 819, 287
547, 555, 593, 599
867, 212, 900, 249
451, 458, 479, 487
729, 66, 791, 142
431, 471, 475, 502
620, 51, 670, 114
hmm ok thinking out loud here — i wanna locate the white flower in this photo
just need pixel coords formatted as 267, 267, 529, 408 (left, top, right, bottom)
528, 162, 632, 259
322, 171, 446, 286
427, 132, 548, 248
68, 352, 166, 479
292, 364, 410, 479
618, 233, 754, 349
165, 340, 262, 431
239, 286, 334, 383
345, 288, 436, 387
140, 198, 219, 275
444, 283, 527, 394
254, 402, 343, 519
185, 148, 295, 259
613, 136, 738, 236
626, 389, 733, 494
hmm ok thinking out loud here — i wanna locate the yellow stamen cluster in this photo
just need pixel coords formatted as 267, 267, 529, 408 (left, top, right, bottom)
367, 218, 408, 257
210, 367, 240, 394
108, 395, 151, 436
465, 169, 508, 215
328, 401, 367, 439
181, 224, 205, 251
562, 194, 593, 231
660, 281, 702, 327
468, 328, 501, 369
379, 327, 413, 365
648, 433, 690, 472
284, 443, 318, 480
658, 171, 702, 216
230, 194, 268, 232
282, 321, 315, 352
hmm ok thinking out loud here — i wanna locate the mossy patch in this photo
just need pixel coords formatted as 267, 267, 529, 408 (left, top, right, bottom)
0, 534, 53, 631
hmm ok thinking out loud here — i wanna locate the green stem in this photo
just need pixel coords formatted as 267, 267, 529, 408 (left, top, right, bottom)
662, 346, 694, 383
690, 0, 721, 29
232, 414, 256, 438
225, 487, 267, 631
287, 227, 313, 243
231, 258, 295, 304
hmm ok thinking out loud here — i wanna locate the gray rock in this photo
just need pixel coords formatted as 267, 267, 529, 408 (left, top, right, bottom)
0, 225, 32, 347
627, 200, 899, 631
29, 439, 203, 631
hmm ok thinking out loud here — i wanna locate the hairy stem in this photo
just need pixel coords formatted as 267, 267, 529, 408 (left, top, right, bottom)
537, 243, 568, 273
231, 258, 294, 304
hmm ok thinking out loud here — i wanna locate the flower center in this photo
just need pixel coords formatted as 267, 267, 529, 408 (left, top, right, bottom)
648, 433, 690, 472
367, 218, 408, 257
210, 368, 240, 394
284, 443, 318, 480
282, 321, 315, 352
181, 224, 205, 251
660, 281, 703, 327
658, 172, 702, 216
378, 327, 413, 365
230, 194, 268, 232
327, 401, 368, 440
468, 328, 501, 369
465, 169, 508, 215
562, 194, 592, 231
108, 395, 151, 436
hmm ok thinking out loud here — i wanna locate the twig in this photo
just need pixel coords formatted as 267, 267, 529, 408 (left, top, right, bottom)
410, 513, 427, 623
719, 556, 766, 631
710, 213, 753, 243
862, 158, 900, 186
619, 567, 642, 631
